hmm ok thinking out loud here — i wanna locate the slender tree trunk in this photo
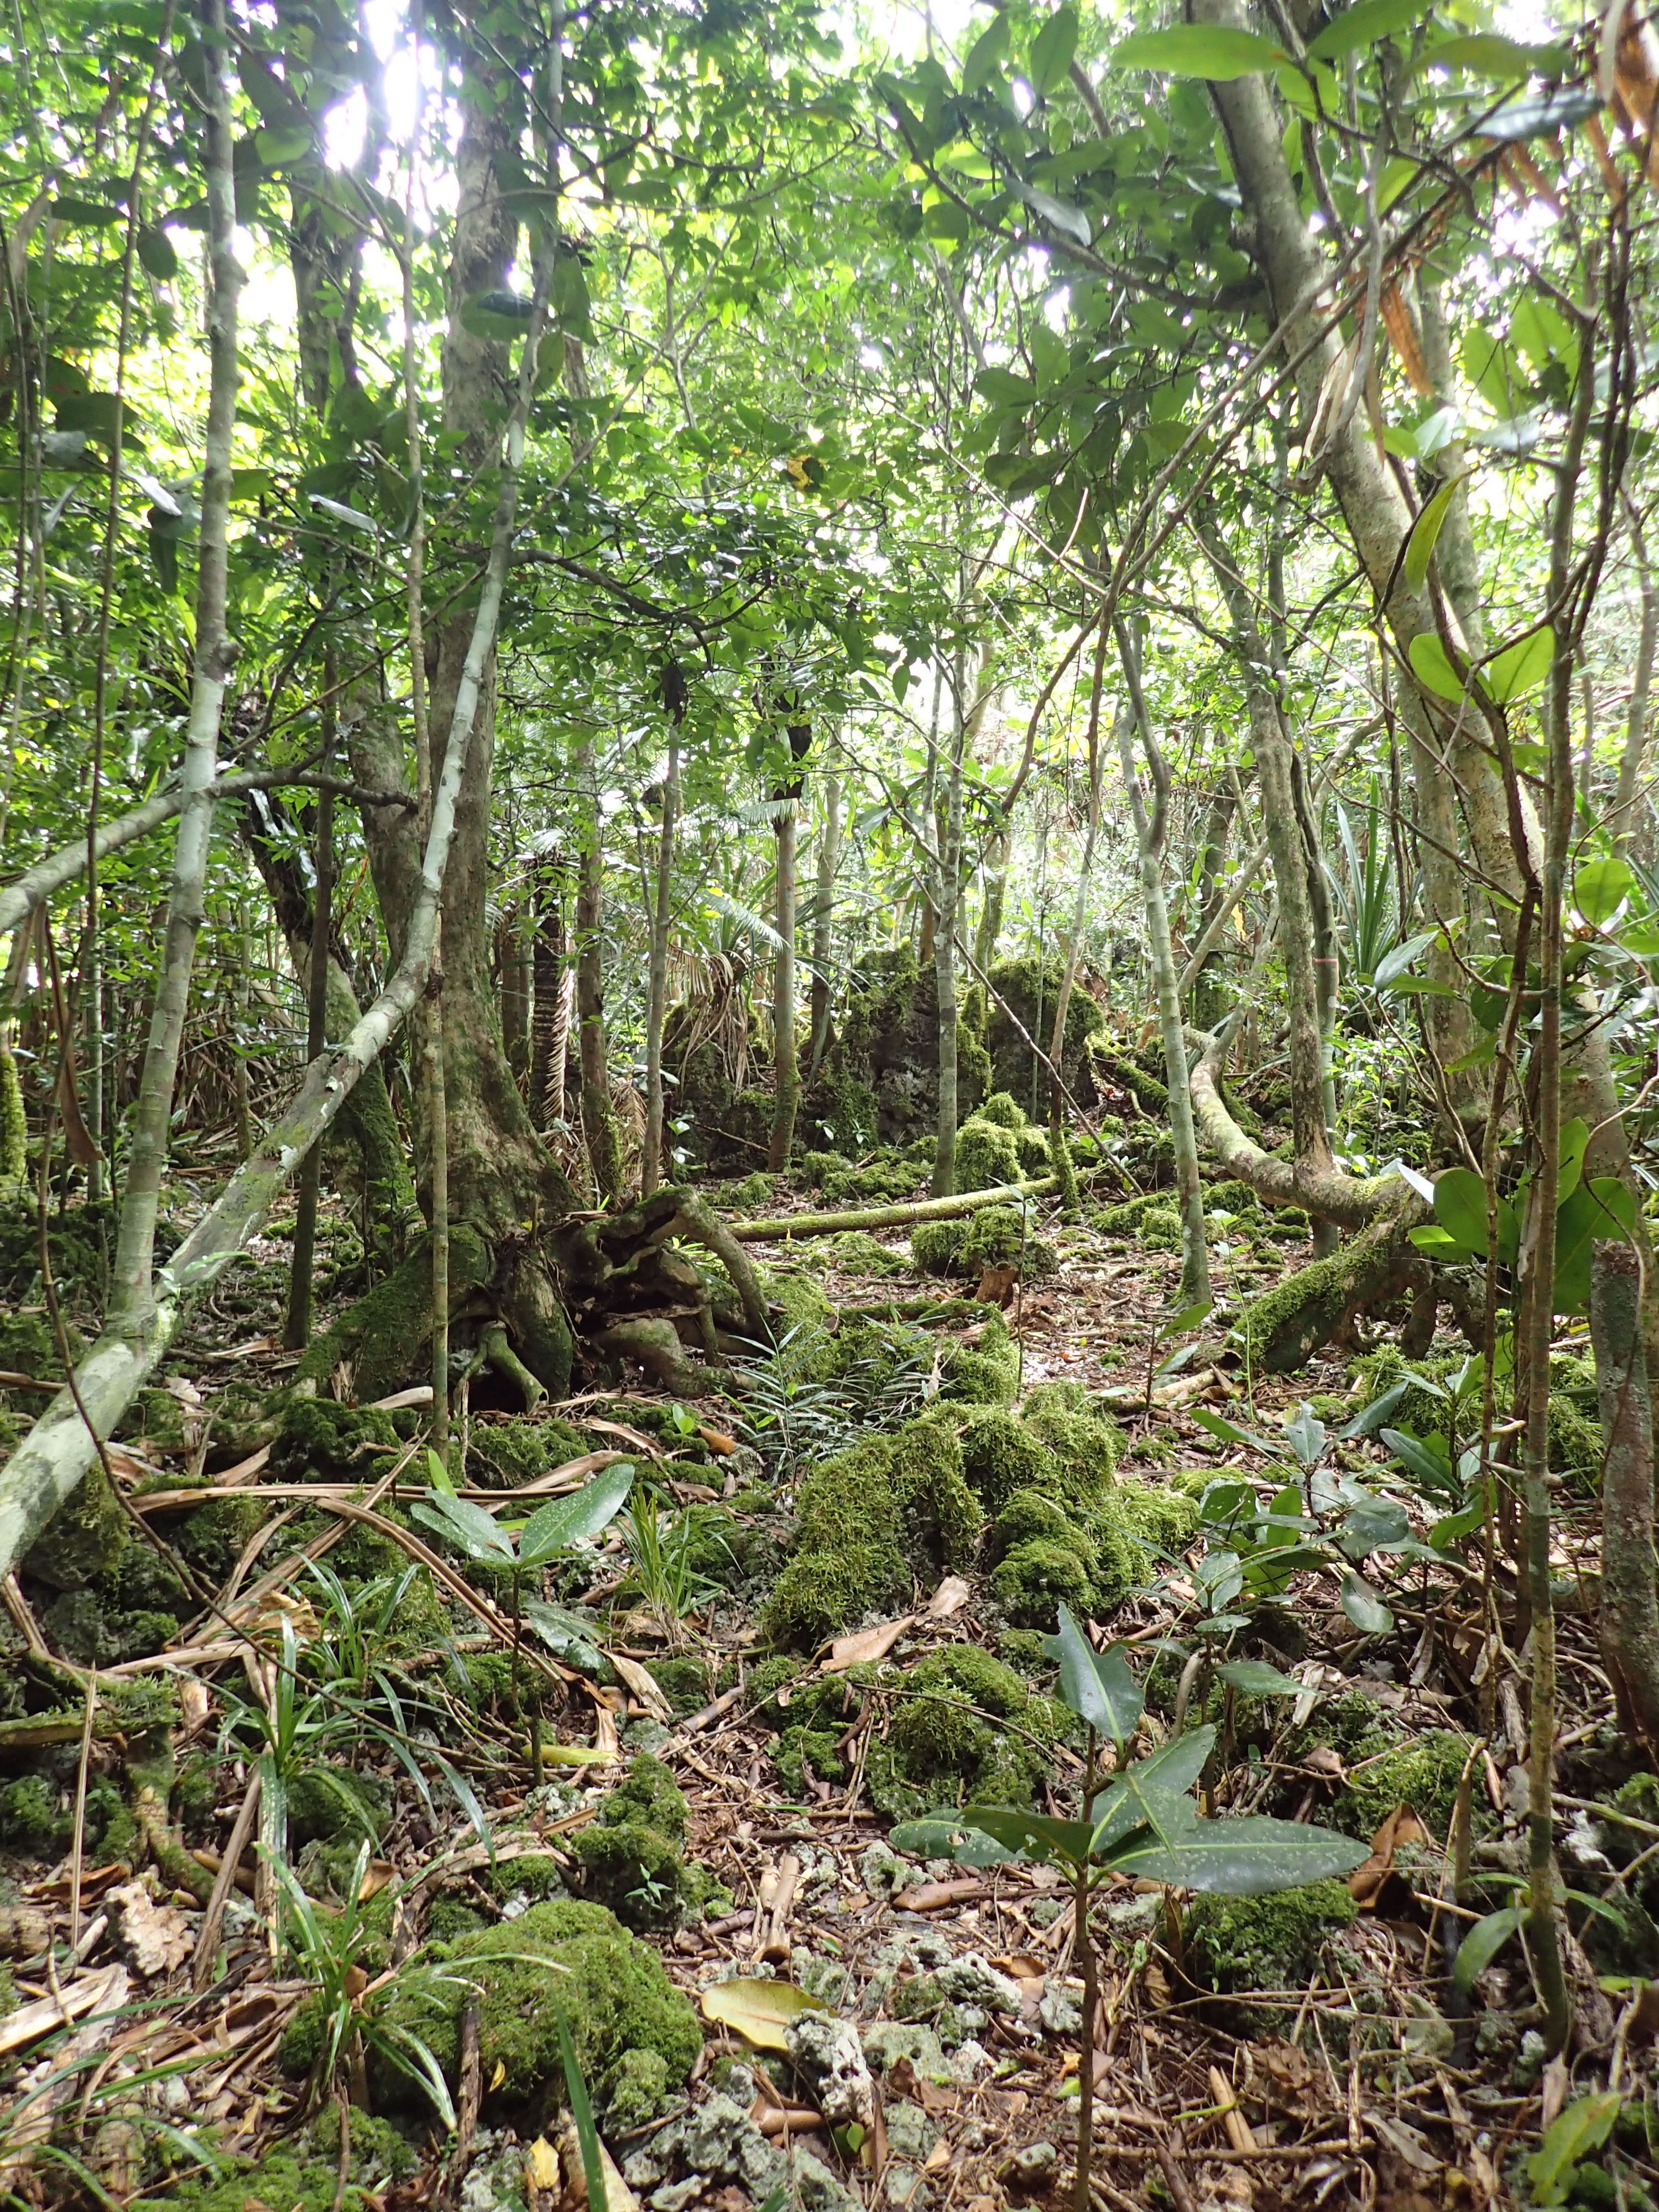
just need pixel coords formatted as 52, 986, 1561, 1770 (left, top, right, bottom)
1590, 1241, 1659, 1757
108, 0, 241, 1326
643, 734, 679, 1194
1115, 632, 1209, 1307
499, 905, 530, 1088
807, 760, 840, 1082
931, 645, 970, 1197
1614, 506, 1657, 861
1189, 773, 1240, 1031
85, 937, 104, 1201
574, 735, 624, 1204
768, 796, 800, 1171
284, 705, 335, 1350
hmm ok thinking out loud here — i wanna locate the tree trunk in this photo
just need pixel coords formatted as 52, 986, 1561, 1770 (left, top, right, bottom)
1613, 505, 1657, 862
807, 759, 840, 1082
529, 861, 569, 1130
107, 0, 242, 1327
499, 905, 530, 1089
931, 644, 970, 1197
768, 796, 800, 1171
1590, 1241, 1659, 1759
1188, 773, 1240, 1032
643, 734, 679, 1194
574, 733, 624, 1205
1115, 630, 1209, 1307
284, 702, 335, 1350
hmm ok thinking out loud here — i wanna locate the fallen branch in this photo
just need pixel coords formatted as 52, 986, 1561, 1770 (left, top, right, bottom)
728, 1175, 1059, 1243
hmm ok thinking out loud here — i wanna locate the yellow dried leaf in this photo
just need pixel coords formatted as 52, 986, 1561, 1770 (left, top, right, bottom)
699, 1978, 829, 2052
1380, 278, 1432, 397
491, 2060, 508, 2091
525, 2137, 561, 2191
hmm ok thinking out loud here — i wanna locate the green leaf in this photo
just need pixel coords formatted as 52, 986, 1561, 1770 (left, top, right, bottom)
1373, 927, 1439, 988
410, 1491, 516, 1566
1417, 32, 1537, 76
1166, 1297, 1214, 1334
1527, 2094, 1622, 2206
962, 11, 1010, 93
1572, 855, 1632, 931
1408, 632, 1470, 702
1339, 1570, 1394, 1635
555, 2005, 607, 2212
1216, 1660, 1302, 1696
520, 1599, 606, 1674
52, 194, 123, 226
1481, 87, 1601, 140
959, 1805, 1099, 1869
1403, 474, 1468, 591
1557, 1115, 1589, 1207
1380, 1428, 1460, 1504
1452, 1905, 1521, 1993
1106, 1814, 1370, 1893
1432, 1165, 1491, 1255
426, 1446, 457, 1497
1050, 1606, 1143, 1745
137, 227, 178, 280
517, 1464, 635, 1566
1005, 178, 1092, 246
1552, 1176, 1637, 1316
1111, 24, 1282, 76
1089, 1728, 1215, 1859
1484, 627, 1553, 704
975, 367, 1036, 406
1030, 5, 1081, 95
1309, 0, 1423, 59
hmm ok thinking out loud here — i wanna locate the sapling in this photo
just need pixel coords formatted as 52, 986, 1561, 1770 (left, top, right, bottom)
894, 1606, 1368, 2212
413, 1458, 634, 1785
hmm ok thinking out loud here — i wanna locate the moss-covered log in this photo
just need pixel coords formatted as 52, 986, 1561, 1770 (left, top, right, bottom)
729, 1173, 1061, 1243
1234, 1212, 1431, 1373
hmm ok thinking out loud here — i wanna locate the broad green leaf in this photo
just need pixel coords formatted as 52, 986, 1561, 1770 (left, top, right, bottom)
1432, 1165, 1491, 1255
1166, 1297, 1214, 1334
426, 1445, 457, 1497
1308, 0, 1422, 55
1574, 855, 1632, 928
1051, 1605, 1143, 1745
1191, 1407, 1277, 1457
959, 1805, 1098, 1867
1557, 1115, 1589, 1206
1090, 1727, 1215, 1859
889, 1811, 1018, 1866
137, 227, 178, 280
1527, 2094, 1622, 2206
1403, 474, 1468, 590
1380, 1428, 1460, 1504
1408, 632, 1469, 702
1408, 1225, 1462, 1251
1431, 1480, 1493, 1551
1342, 1376, 1442, 1438
1284, 1404, 1326, 1469
962, 11, 1010, 93
976, 367, 1036, 405
1030, 5, 1081, 95
1373, 927, 1439, 988
1106, 1814, 1370, 1893
52, 194, 123, 225
1110, 25, 1282, 77
1215, 1660, 1302, 1696
1481, 87, 1600, 140
411, 1490, 516, 1566
1340, 1495, 1412, 1557
1417, 32, 1537, 75
521, 1599, 606, 1674
1006, 178, 1092, 246
550, 255, 594, 341
1452, 1905, 1521, 1993
518, 1464, 635, 1565
1552, 1176, 1637, 1315
1339, 1570, 1394, 1634
1484, 627, 1553, 704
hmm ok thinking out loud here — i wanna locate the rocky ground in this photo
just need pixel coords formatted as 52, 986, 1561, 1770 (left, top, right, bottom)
0, 1093, 1652, 2212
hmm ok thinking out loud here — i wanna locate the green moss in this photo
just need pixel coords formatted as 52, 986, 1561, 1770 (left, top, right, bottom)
173, 1491, 272, 1581
976, 1092, 1027, 1130
993, 1489, 1092, 1562
831, 1230, 910, 1276
939, 1311, 1019, 1405
375, 1896, 701, 2110
760, 1417, 983, 1648
270, 1397, 400, 1483
864, 1644, 1062, 1818
468, 1421, 552, 1490
985, 955, 1104, 1102
946, 1406, 1052, 1512
20, 1463, 127, 1591
645, 1656, 716, 1715
1337, 1729, 1474, 1843
1188, 1879, 1358, 1996
728, 1170, 776, 1210
601, 1753, 687, 1842
606, 2046, 670, 2130
134, 2111, 415, 2212
288, 1766, 387, 1847
821, 1156, 921, 1206
773, 1728, 847, 1797
0, 1775, 67, 1856
483, 1855, 567, 1904
1205, 1178, 1266, 1217
1022, 1383, 1123, 1488
956, 1117, 1021, 1192
912, 1219, 969, 1276
801, 1149, 844, 1189
992, 1536, 1093, 1626
571, 1824, 692, 1932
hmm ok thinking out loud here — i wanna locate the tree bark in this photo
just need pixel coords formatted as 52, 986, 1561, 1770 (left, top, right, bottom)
643, 734, 679, 1195
1590, 1241, 1659, 1759
769, 794, 800, 1171
807, 758, 841, 1081
574, 733, 624, 1204
1115, 632, 1209, 1306
283, 702, 335, 1350
107, 0, 242, 1328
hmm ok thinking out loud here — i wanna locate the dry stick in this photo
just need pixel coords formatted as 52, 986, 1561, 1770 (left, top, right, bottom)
0, 242, 559, 1583
193, 1768, 260, 1992
67, 1666, 97, 1957
727, 1173, 1068, 1244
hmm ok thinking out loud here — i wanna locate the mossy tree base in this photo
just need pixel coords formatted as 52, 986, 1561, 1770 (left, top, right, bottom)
1234, 1214, 1431, 1374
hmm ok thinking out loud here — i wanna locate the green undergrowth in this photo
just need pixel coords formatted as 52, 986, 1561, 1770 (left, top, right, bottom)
135, 2110, 416, 2212
1355, 1345, 1601, 1493
568, 1753, 724, 1931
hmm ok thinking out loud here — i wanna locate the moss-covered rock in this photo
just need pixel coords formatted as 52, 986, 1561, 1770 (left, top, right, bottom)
21, 1462, 127, 1591
831, 1231, 911, 1276
1337, 1728, 1473, 1842
985, 955, 1104, 1105
976, 1092, 1026, 1130
955, 1118, 1021, 1192
270, 1397, 400, 1483
869, 1644, 1063, 1817
1187, 1879, 1358, 1996
371, 1896, 700, 2114
134, 2110, 415, 2212
938, 1311, 1020, 1405
760, 1418, 983, 1647
0, 1774, 67, 1856
911, 1219, 969, 1276
992, 1536, 1094, 1627
912, 1206, 1030, 1279
569, 1754, 717, 1932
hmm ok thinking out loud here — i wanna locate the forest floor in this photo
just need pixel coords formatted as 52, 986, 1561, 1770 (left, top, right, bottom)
0, 1144, 1650, 2212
